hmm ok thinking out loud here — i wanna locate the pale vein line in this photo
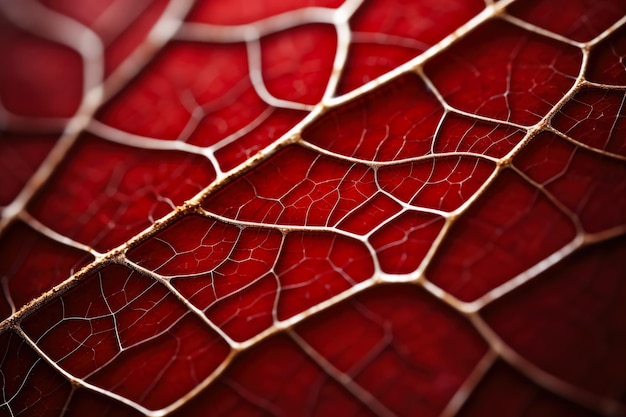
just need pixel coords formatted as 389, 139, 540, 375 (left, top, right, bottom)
587, 14, 626, 48
300, 140, 501, 166
325, 0, 520, 107
546, 126, 626, 162
175, 7, 338, 43
0, 0, 104, 230
245, 38, 316, 111
501, 14, 586, 49
18, 212, 103, 258
469, 314, 626, 416
14, 326, 155, 416
439, 349, 498, 417
289, 329, 398, 417
2, 0, 624, 414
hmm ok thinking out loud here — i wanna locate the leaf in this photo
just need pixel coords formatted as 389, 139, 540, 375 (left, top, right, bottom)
1, 0, 625, 416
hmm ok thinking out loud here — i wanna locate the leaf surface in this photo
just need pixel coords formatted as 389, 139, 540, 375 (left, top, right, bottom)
1, 0, 625, 416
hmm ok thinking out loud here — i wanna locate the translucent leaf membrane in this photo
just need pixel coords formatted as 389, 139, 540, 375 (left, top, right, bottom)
1, 0, 626, 416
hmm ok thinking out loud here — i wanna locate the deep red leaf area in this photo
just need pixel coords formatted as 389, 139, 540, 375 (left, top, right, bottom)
29, 134, 216, 251
40, 0, 170, 76
0, 13, 83, 119
21, 264, 230, 410
95, 40, 308, 172
261, 24, 337, 105
553, 88, 626, 157
0, 1, 625, 417
587, 25, 626, 85
0, 221, 93, 320
458, 361, 605, 417
0, 132, 57, 206
425, 20, 583, 126
508, 0, 626, 42
484, 236, 626, 405
338, 0, 485, 94
186, 0, 344, 25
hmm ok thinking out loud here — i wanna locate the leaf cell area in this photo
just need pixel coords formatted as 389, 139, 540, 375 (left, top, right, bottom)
1, 0, 625, 416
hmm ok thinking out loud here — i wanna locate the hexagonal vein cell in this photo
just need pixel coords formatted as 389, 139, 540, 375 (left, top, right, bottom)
515, 132, 626, 233
128, 215, 374, 339
337, 0, 485, 94
95, 40, 306, 171
370, 211, 445, 274
425, 20, 582, 126
204, 145, 379, 227
552, 87, 626, 157
483, 236, 626, 406
458, 361, 604, 417
171, 334, 377, 417
21, 264, 230, 411
275, 231, 374, 320
508, 0, 626, 43
261, 24, 337, 105
0, 13, 83, 119
95, 41, 252, 140
304, 73, 444, 161
376, 156, 495, 212
433, 113, 526, 158
586, 25, 626, 85
28, 134, 216, 251
295, 284, 488, 417
0, 220, 93, 321
0, 331, 71, 417
426, 169, 577, 302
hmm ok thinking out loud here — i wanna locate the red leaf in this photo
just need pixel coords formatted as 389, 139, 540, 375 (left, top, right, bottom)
1, 1, 625, 416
